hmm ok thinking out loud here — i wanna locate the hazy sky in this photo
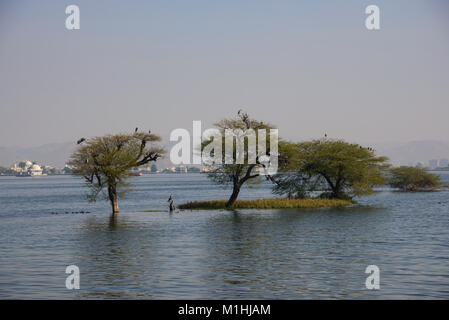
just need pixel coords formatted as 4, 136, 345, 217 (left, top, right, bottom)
1, 0, 448, 147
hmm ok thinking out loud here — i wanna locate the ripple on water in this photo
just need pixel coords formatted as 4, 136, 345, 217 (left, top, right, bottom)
0, 174, 448, 299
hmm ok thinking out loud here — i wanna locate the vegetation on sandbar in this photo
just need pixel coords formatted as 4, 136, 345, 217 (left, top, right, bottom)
201, 111, 277, 208
178, 198, 353, 210
69, 111, 444, 215
388, 166, 442, 191
274, 139, 389, 200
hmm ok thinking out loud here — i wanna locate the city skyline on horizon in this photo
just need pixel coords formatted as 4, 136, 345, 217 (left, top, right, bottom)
2, 138, 449, 169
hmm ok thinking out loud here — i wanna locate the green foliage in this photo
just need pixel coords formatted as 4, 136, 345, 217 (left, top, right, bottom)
62, 167, 73, 174
42, 167, 57, 175
275, 139, 389, 199
18, 161, 27, 169
0, 166, 15, 175
272, 171, 320, 199
68, 132, 164, 212
178, 198, 352, 210
388, 166, 442, 191
203, 115, 275, 184
202, 111, 277, 207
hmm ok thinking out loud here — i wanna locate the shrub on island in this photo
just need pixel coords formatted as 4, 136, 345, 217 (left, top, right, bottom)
178, 198, 353, 210
388, 166, 442, 191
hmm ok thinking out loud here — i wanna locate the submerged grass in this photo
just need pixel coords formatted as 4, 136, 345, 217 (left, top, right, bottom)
178, 198, 353, 210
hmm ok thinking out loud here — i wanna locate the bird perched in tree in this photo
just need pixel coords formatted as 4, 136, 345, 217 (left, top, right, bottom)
237, 109, 250, 128
135, 127, 138, 133
324, 133, 327, 138
148, 129, 151, 134
77, 138, 86, 145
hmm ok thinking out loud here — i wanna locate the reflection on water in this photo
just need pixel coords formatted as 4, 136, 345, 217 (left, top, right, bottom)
0, 173, 448, 299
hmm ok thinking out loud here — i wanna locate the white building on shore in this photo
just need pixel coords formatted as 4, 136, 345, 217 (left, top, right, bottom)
28, 164, 43, 176
10, 161, 44, 176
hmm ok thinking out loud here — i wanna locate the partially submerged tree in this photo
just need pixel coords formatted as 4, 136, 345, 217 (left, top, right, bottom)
275, 139, 389, 199
202, 111, 278, 208
388, 166, 442, 191
69, 132, 164, 214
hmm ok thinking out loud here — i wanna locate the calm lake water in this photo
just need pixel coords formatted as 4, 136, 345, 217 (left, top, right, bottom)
0, 173, 448, 299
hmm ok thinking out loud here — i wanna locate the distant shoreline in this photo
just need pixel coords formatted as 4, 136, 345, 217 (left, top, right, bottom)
0, 172, 210, 177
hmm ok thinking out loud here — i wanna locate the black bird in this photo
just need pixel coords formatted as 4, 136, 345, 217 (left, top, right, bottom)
77, 138, 86, 145
168, 195, 172, 202
324, 133, 327, 138
135, 127, 138, 133
148, 129, 151, 134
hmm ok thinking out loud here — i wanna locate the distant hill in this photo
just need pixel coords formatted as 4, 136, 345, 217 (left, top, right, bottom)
1, 140, 448, 168
0, 141, 175, 169
0, 142, 76, 167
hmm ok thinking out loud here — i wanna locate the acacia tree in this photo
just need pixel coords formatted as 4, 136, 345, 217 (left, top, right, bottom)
388, 166, 442, 191
275, 139, 389, 199
202, 112, 278, 208
69, 132, 164, 214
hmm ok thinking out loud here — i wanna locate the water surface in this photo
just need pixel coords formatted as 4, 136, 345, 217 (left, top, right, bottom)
0, 173, 448, 299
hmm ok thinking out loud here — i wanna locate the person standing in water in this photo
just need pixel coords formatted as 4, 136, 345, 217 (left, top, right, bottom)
168, 195, 175, 211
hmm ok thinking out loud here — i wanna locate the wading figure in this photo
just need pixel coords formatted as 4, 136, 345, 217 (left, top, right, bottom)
168, 195, 175, 211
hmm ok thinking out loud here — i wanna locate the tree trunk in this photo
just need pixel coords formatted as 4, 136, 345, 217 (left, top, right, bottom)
331, 188, 344, 199
226, 183, 241, 208
108, 186, 119, 214
331, 191, 340, 199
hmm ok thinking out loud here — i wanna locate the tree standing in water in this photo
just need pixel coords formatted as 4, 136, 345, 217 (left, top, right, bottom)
69, 131, 164, 214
